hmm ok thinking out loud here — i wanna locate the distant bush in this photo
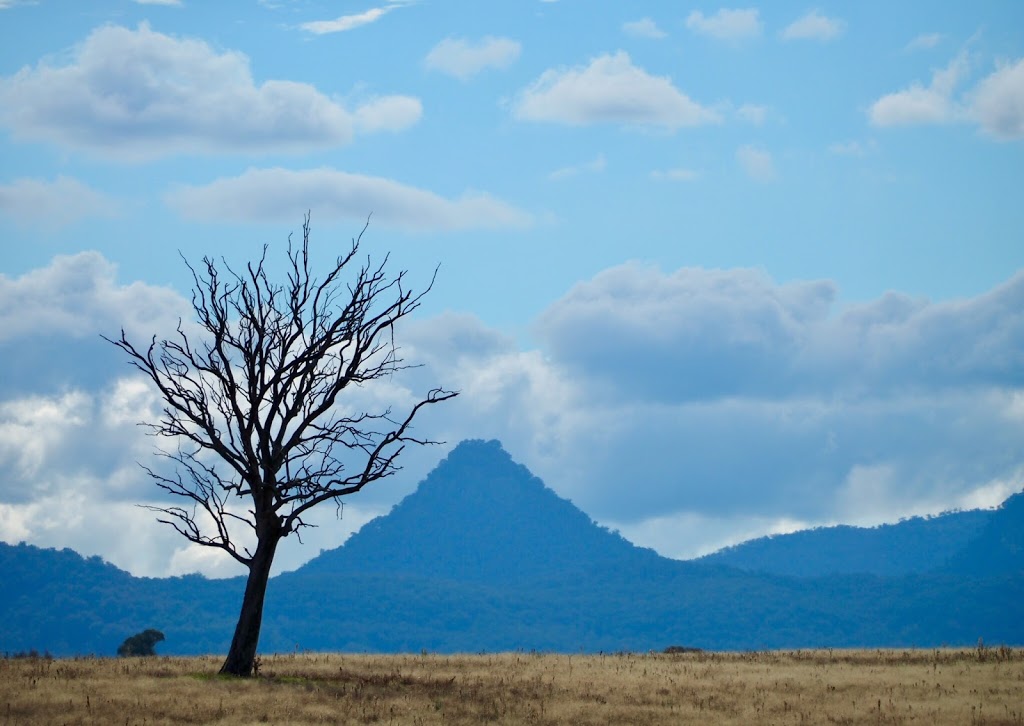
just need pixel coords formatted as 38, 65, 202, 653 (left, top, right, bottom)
4, 649, 53, 660
663, 645, 703, 654
117, 629, 165, 657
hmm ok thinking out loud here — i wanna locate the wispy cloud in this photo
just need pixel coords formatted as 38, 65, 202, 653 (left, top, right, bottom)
299, 2, 409, 34
780, 10, 845, 42
549, 154, 606, 181
623, 18, 666, 40
425, 36, 521, 80
736, 144, 776, 181
514, 51, 719, 129
736, 103, 768, 125
686, 8, 762, 42
905, 32, 943, 52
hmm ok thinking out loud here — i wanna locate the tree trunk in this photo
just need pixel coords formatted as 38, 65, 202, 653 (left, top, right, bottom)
219, 535, 280, 676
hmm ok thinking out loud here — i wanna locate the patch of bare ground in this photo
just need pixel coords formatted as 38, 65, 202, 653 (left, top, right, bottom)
1, 647, 1022, 725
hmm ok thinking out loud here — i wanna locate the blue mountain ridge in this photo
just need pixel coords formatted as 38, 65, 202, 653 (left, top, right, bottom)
1, 439, 1021, 656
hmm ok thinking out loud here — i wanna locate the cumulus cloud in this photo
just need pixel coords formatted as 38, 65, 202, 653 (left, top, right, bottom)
869, 52, 969, 127
685, 8, 762, 41
970, 58, 1024, 140
736, 144, 776, 181
165, 167, 532, 231
870, 52, 1024, 139
424, 36, 521, 80
513, 51, 719, 129
352, 95, 423, 133
780, 10, 845, 42
0, 176, 119, 228
0, 23, 420, 159
623, 18, 666, 40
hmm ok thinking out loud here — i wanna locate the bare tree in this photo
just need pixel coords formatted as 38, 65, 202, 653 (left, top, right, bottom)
105, 215, 457, 676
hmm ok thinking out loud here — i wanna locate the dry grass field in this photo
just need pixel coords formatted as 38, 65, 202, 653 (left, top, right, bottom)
2, 647, 1022, 725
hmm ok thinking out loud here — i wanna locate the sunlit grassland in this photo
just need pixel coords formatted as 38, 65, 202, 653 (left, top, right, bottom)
2, 647, 1022, 725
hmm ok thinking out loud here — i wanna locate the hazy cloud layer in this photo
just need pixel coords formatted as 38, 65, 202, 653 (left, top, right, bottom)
0, 23, 420, 159
513, 52, 719, 129
425, 36, 521, 80
165, 167, 532, 230
0, 176, 119, 228
2, 255, 1021, 576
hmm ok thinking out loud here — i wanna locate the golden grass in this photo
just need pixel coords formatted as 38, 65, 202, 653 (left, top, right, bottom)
2, 647, 1022, 725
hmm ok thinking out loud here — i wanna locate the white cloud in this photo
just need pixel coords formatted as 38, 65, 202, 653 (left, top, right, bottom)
2, 255, 1023, 575
905, 33, 943, 52
513, 51, 719, 129
868, 52, 969, 127
0, 23, 419, 159
685, 8, 762, 41
623, 18, 666, 40
970, 57, 1024, 140
650, 167, 700, 181
424, 36, 521, 80
736, 144, 776, 181
548, 154, 606, 180
871, 52, 1024, 140
0, 176, 119, 228
736, 103, 768, 125
299, 4, 403, 34
0, 251, 188, 345
780, 10, 845, 42
165, 167, 532, 231
352, 95, 422, 133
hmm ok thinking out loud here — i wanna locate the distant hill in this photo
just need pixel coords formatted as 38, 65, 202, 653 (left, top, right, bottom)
1, 440, 1021, 656
299, 439, 661, 584
944, 491, 1024, 576
696, 506, 996, 577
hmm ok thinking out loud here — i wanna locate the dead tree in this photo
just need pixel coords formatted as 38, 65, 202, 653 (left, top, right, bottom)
105, 215, 457, 676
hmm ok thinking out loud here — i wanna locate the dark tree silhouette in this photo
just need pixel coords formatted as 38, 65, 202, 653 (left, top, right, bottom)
106, 216, 457, 676
117, 629, 165, 657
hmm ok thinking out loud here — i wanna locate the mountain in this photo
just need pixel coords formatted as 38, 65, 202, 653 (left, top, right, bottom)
299, 439, 661, 583
696, 507, 995, 577
945, 491, 1024, 576
1, 439, 1021, 656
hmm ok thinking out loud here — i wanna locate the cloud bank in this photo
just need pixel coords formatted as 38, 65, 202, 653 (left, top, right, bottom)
165, 167, 532, 231
2, 254, 1021, 576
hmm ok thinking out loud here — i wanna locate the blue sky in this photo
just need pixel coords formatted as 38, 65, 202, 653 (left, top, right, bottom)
1, 0, 1022, 578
